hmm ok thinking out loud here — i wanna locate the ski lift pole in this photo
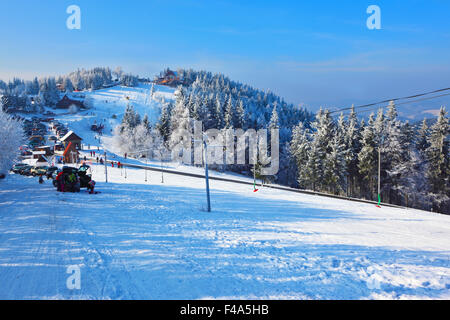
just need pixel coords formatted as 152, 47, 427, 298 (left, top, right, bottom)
160, 149, 164, 184
145, 155, 148, 182
254, 164, 256, 189
204, 141, 211, 213
377, 135, 384, 207
104, 151, 108, 183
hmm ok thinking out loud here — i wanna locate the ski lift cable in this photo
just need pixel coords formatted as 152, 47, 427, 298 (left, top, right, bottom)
330, 87, 450, 115
334, 92, 450, 116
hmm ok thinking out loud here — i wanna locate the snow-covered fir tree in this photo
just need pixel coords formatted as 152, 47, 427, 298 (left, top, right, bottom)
0, 108, 24, 176
156, 102, 172, 144
425, 106, 449, 212
343, 105, 361, 196
357, 113, 378, 199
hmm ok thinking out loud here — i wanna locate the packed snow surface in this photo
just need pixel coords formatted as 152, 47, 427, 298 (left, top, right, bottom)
0, 164, 449, 300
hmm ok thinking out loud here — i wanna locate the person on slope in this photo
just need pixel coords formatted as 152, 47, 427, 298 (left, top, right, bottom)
87, 180, 96, 194
55, 171, 64, 192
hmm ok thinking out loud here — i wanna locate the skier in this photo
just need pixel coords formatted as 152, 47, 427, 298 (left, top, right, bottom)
87, 180, 96, 194
66, 172, 77, 192
118, 161, 121, 169
55, 171, 64, 192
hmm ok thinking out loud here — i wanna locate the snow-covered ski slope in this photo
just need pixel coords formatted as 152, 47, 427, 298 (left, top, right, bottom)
1, 84, 449, 300
0, 163, 449, 300
55, 83, 174, 147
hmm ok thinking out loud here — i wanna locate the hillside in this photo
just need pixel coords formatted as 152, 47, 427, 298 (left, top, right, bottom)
50, 83, 174, 147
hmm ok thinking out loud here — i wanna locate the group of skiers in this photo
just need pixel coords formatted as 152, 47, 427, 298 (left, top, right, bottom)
55, 168, 81, 193
112, 161, 123, 168
52, 167, 97, 194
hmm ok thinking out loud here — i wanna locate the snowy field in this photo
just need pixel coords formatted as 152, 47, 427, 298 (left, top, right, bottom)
0, 164, 449, 300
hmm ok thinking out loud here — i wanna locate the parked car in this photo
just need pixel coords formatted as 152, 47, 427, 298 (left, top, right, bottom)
30, 166, 49, 176
45, 167, 59, 179
12, 163, 29, 174
19, 165, 33, 176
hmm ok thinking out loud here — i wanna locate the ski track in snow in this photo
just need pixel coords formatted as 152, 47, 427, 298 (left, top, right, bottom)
1, 84, 449, 300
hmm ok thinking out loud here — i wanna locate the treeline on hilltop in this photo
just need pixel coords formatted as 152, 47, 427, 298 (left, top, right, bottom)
290, 103, 449, 214
112, 69, 315, 188
152, 69, 315, 185
123, 69, 449, 214
0, 67, 139, 112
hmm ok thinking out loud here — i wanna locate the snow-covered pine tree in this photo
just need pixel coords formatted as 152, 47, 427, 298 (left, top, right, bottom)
0, 108, 24, 176
156, 102, 172, 144
391, 121, 423, 207
121, 105, 141, 132
324, 133, 346, 195
169, 87, 192, 161
336, 113, 349, 187
304, 140, 322, 191
224, 95, 235, 129
187, 93, 196, 119
416, 119, 430, 155
215, 95, 223, 129
290, 122, 310, 189
64, 78, 74, 93
198, 95, 210, 125
235, 99, 245, 129
303, 108, 332, 191
358, 113, 378, 199
314, 108, 335, 191
383, 101, 405, 203
269, 104, 280, 130
373, 108, 385, 141
150, 83, 155, 98
343, 105, 361, 196
142, 114, 151, 134
425, 106, 449, 212
31, 77, 40, 95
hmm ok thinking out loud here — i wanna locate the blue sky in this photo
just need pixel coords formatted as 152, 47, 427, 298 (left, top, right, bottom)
1, 0, 450, 113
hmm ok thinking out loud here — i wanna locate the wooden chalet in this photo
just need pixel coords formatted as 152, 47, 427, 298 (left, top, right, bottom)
154, 69, 181, 87
56, 95, 85, 110
60, 131, 83, 150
